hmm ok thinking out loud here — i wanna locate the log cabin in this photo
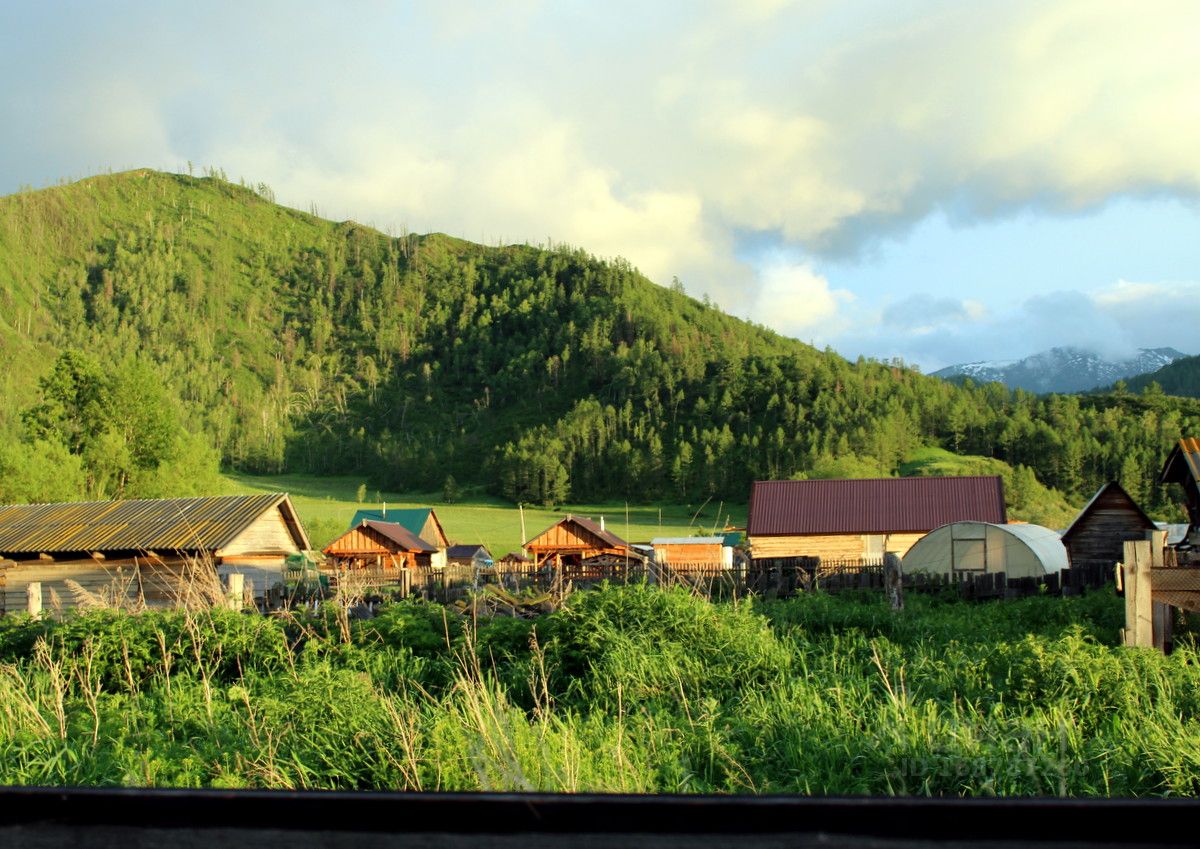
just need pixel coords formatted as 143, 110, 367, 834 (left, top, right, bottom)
747, 476, 1007, 562
322, 520, 439, 571
1061, 481, 1157, 573
348, 507, 450, 548
0, 493, 309, 613
524, 515, 644, 577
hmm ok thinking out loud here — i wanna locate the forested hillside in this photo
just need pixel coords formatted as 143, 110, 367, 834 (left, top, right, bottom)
1123, 355, 1200, 399
1, 170, 1198, 519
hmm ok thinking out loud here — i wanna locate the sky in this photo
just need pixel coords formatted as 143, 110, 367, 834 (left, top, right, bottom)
1, 0, 1197, 371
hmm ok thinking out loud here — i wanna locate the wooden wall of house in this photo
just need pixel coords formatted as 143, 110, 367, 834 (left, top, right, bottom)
420, 516, 449, 548
1064, 493, 1156, 572
325, 527, 391, 556
0, 556, 236, 613
655, 543, 723, 563
218, 509, 301, 557
750, 532, 923, 561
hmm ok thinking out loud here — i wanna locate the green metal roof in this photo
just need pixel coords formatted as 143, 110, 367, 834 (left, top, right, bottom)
349, 508, 432, 536
0, 493, 308, 555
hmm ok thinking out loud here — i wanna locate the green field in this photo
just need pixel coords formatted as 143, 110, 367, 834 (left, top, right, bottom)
223, 472, 746, 554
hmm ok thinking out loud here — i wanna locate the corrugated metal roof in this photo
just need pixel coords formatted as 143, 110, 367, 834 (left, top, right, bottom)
747, 476, 1006, 536
0, 494, 306, 555
350, 508, 432, 534
361, 521, 437, 553
571, 516, 630, 550
1160, 437, 1200, 486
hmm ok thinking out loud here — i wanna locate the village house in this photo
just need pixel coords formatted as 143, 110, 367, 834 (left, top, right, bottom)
524, 515, 643, 577
0, 493, 309, 613
1060, 481, 1158, 573
746, 476, 1007, 562
349, 507, 450, 549
322, 520, 440, 571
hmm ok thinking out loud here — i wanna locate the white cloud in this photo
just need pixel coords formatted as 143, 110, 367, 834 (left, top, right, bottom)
2, 0, 1199, 340
746, 261, 854, 336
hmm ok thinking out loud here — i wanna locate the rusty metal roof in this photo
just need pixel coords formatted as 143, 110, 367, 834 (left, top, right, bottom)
747, 476, 1006, 536
1160, 437, 1200, 486
570, 516, 630, 550
0, 493, 308, 555
360, 521, 437, 553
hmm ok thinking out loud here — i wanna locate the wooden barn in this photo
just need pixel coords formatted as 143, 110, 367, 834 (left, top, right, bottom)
1061, 481, 1157, 572
524, 515, 643, 575
322, 520, 438, 571
0, 493, 309, 613
349, 508, 449, 548
747, 476, 1007, 562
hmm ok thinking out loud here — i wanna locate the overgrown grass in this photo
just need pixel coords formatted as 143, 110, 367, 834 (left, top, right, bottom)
0, 585, 1195, 795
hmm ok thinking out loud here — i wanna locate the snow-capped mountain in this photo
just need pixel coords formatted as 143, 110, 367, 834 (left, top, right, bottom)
931, 347, 1187, 394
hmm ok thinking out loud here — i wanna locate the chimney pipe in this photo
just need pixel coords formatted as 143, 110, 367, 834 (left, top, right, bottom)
600, 516, 605, 532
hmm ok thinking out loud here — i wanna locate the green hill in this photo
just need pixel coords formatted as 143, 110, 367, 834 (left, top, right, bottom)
1124, 354, 1200, 398
1, 169, 1198, 519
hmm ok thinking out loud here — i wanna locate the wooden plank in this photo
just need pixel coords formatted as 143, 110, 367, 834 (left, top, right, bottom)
1149, 569, 1200, 592
1122, 540, 1153, 648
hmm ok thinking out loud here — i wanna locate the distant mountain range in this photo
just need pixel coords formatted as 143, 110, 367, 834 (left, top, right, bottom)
1125, 353, 1200, 398
932, 347, 1188, 394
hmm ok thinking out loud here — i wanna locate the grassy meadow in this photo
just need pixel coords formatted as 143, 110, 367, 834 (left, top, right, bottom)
2, 584, 1198, 795
224, 472, 746, 554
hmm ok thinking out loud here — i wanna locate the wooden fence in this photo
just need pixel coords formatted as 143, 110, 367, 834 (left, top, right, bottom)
298, 554, 1113, 609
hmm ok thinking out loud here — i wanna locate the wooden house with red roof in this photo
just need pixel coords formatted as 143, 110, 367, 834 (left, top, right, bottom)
322, 520, 438, 571
1061, 481, 1157, 572
524, 515, 643, 576
747, 476, 1007, 562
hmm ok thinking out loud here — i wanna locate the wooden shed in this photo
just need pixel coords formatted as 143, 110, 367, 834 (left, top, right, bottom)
446, 544, 494, 569
349, 508, 450, 548
322, 521, 438, 571
747, 476, 1007, 563
0, 493, 309, 612
651, 537, 731, 568
524, 515, 642, 575
1161, 437, 1200, 538
1061, 481, 1157, 573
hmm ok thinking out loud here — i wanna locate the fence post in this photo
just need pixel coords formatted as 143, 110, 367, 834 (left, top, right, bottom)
1147, 529, 1171, 652
26, 581, 41, 619
1122, 540, 1153, 648
884, 552, 903, 610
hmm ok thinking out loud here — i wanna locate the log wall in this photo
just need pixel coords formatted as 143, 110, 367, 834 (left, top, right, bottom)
750, 532, 923, 560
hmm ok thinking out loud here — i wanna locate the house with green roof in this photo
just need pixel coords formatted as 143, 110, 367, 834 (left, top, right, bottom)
348, 507, 449, 548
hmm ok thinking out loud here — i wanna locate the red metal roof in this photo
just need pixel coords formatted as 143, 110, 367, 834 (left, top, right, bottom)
360, 520, 437, 553
747, 476, 1006, 536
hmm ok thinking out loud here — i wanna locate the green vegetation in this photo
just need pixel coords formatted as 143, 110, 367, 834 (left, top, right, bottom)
1124, 355, 1200, 399
225, 472, 744, 554
0, 585, 1197, 795
2, 170, 1199, 518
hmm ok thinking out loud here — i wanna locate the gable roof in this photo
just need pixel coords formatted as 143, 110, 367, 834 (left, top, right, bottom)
447, 544, 492, 559
1160, 437, 1200, 486
360, 520, 437, 553
747, 476, 1006, 536
0, 493, 308, 555
526, 515, 631, 551
1061, 481, 1157, 541
349, 508, 447, 544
